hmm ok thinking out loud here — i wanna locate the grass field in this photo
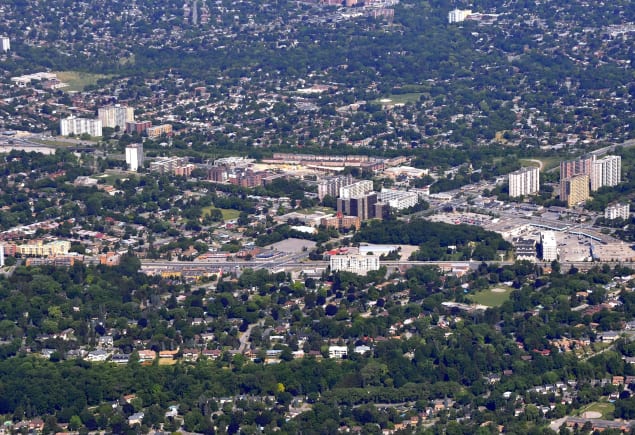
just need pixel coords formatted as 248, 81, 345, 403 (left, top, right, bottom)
202, 207, 241, 222
54, 71, 109, 91
578, 401, 615, 419
467, 287, 512, 307
519, 157, 561, 172
374, 93, 423, 105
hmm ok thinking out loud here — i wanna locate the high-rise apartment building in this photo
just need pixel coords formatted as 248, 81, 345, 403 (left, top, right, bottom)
448, 9, 472, 23
317, 175, 354, 200
98, 104, 135, 129
591, 155, 621, 191
339, 180, 373, 199
125, 144, 144, 171
60, 116, 102, 137
508, 166, 540, 198
0, 37, 10, 52
560, 154, 595, 180
560, 174, 589, 207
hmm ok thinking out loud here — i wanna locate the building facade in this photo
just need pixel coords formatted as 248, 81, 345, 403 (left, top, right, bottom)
149, 157, 195, 176
146, 124, 173, 138
338, 192, 381, 221
60, 116, 102, 137
0, 37, 10, 52
125, 144, 144, 171
317, 175, 354, 200
540, 231, 558, 262
125, 120, 152, 135
378, 189, 420, 210
605, 203, 630, 220
591, 155, 621, 191
339, 180, 373, 200
508, 166, 540, 198
448, 9, 472, 23
330, 254, 380, 275
560, 174, 590, 207
98, 105, 135, 129
560, 155, 595, 180
15, 240, 71, 257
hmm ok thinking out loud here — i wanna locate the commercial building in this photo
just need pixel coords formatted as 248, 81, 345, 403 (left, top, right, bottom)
540, 231, 558, 262
513, 238, 536, 261
0, 37, 10, 52
98, 105, 135, 129
508, 166, 540, 198
146, 124, 173, 138
448, 9, 472, 23
60, 116, 102, 137
340, 180, 373, 199
317, 175, 353, 200
125, 144, 144, 171
591, 155, 621, 191
560, 174, 589, 207
605, 203, 630, 220
330, 254, 380, 275
378, 189, 419, 210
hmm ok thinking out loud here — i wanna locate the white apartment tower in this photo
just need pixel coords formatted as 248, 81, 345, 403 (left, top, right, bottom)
60, 116, 103, 137
317, 175, 354, 200
605, 203, 630, 220
508, 166, 540, 198
98, 105, 135, 129
540, 231, 558, 262
0, 37, 10, 52
591, 155, 621, 191
448, 9, 472, 23
125, 144, 144, 172
339, 180, 374, 200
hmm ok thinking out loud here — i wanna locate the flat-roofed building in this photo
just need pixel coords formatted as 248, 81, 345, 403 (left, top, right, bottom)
605, 203, 629, 220
508, 166, 539, 198
98, 104, 134, 129
60, 116, 102, 137
591, 155, 621, 191
560, 174, 589, 207
540, 231, 558, 262
330, 254, 380, 275
125, 143, 144, 171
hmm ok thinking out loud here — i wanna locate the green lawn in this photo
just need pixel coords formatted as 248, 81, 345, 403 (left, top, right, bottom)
54, 71, 109, 92
202, 207, 241, 221
374, 93, 422, 105
467, 287, 512, 307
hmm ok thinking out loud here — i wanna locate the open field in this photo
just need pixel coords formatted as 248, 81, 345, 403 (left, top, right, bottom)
520, 156, 561, 172
467, 287, 512, 307
578, 401, 615, 420
374, 93, 422, 105
54, 71, 109, 91
202, 206, 241, 221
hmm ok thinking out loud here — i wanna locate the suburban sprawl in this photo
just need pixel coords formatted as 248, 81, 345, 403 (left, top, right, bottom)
0, 0, 634, 434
